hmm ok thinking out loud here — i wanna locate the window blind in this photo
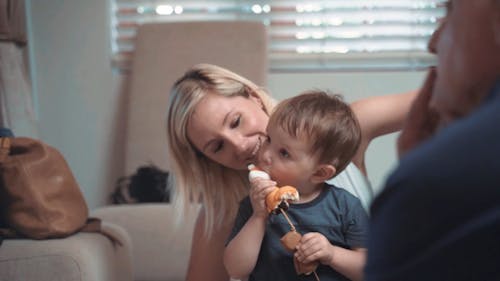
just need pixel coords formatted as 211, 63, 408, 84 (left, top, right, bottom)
111, 0, 445, 72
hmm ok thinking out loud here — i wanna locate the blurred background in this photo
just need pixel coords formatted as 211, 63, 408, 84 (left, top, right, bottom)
7, 0, 443, 208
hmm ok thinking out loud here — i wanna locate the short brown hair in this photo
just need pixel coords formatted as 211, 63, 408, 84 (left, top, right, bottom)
268, 90, 361, 175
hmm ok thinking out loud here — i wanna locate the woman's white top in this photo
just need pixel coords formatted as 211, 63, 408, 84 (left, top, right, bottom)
327, 162, 374, 213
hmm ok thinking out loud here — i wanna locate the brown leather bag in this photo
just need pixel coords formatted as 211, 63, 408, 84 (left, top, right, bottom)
0, 137, 120, 244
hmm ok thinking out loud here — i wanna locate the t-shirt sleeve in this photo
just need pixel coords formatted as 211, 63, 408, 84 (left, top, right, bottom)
225, 196, 253, 246
342, 193, 369, 248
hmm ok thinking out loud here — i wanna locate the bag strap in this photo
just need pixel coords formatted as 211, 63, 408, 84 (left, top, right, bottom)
0, 137, 11, 162
0, 219, 123, 248
81, 217, 123, 248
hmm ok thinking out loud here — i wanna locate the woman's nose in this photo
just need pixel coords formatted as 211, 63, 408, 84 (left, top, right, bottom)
226, 133, 251, 156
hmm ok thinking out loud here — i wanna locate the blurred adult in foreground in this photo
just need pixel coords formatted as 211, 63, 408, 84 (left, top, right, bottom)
366, 1, 500, 280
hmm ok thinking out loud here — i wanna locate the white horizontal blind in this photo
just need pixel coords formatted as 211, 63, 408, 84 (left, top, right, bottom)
111, 0, 445, 72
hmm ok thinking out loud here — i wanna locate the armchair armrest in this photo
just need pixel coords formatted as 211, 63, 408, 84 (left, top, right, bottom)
91, 203, 200, 281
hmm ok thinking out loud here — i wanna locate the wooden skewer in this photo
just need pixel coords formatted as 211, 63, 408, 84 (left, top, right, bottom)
279, 207, 296, 232
313, 270, 320, 281
279, 207, 321, 281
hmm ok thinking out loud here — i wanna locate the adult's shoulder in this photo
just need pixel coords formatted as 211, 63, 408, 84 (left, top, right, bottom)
369, 96, 500, 262
379, 94, 500, 200
366, 92, 500, 281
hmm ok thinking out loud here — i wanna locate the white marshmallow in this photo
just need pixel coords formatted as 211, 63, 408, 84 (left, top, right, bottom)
247, 164, 270, 181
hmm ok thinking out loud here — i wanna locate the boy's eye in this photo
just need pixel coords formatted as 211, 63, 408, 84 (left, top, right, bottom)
266, 135, 271, 143
279, 148, 290, 158
230, 116, 241, 129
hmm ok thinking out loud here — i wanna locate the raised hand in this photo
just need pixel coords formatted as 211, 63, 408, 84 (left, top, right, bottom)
397, 67, 440, 157
249, 176, 277, 218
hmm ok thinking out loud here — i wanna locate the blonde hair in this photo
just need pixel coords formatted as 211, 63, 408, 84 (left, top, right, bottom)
166, 64, 274, 237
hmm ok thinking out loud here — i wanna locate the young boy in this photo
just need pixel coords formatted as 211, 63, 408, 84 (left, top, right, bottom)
223, 90, 368, 281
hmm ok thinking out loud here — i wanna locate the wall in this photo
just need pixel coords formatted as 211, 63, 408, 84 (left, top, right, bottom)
27, 0, 425, 208
27, 0, 125, 208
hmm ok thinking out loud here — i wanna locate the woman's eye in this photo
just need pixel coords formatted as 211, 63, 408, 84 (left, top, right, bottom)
279, 148, 290, 158
213, 141, 223, 153
230, 116, 241, 129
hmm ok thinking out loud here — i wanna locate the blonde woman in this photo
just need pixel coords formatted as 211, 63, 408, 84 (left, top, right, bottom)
166, 63, 416, 281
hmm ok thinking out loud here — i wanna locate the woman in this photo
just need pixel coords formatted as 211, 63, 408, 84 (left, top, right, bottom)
166, 63, 416, 281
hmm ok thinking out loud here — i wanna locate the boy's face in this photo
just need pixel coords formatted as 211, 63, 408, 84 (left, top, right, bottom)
257, 123, 320, 189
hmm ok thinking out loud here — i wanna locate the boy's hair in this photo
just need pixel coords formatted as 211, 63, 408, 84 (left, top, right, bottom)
268, 90, 361, 175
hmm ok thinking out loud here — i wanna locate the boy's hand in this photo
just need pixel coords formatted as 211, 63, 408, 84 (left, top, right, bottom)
294, 232, 334, 265
249, 177, 276, 218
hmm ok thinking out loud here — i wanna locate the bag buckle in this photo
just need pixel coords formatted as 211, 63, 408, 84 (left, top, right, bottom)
0, 137, 11, 162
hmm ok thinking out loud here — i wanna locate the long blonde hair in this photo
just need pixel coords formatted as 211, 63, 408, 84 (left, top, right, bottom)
166, 64, 274, 237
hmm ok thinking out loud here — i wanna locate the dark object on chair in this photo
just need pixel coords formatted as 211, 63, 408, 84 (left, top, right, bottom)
0, 128, 14, 137
111, 164, 170, 204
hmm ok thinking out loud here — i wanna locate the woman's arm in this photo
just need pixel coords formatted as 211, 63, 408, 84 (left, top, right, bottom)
350, 90, 418, 175
186, 207, 231, 281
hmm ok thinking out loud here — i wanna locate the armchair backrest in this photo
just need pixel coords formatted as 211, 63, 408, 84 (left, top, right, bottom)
124, 21, 268, 174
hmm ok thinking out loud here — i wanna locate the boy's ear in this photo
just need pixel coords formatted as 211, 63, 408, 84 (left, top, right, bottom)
310, 164, 336, 184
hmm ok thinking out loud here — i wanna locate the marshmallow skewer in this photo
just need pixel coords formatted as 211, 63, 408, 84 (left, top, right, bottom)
247, 164, 297, 231
248, 164, 320, 281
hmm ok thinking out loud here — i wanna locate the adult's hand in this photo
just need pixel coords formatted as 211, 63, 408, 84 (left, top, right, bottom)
397, 68, 440, 157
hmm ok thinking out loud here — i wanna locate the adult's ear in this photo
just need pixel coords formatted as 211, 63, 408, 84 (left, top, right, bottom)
310, 164, 336, 184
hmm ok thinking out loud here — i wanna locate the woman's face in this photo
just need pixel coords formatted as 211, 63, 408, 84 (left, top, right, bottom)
187, 92, 269, 170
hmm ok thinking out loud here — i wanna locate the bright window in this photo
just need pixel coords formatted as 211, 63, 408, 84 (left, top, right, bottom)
110, 0, 445, 72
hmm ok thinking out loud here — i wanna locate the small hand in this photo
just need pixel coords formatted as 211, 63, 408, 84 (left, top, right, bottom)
294, 232, 334, 266
397, 67, 440, 157
249, 177, 276, 218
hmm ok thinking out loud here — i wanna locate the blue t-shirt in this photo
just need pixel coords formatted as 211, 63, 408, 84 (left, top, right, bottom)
227, 183, 369, 281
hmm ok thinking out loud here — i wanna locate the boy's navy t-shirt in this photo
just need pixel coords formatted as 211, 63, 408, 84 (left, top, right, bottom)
227, 183, 369, 281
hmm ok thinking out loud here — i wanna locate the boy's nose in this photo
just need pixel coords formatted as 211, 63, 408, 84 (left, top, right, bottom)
259, 148, 272, 168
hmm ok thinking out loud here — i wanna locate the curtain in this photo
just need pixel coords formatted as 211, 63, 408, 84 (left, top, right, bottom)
0, 0, 38, 137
